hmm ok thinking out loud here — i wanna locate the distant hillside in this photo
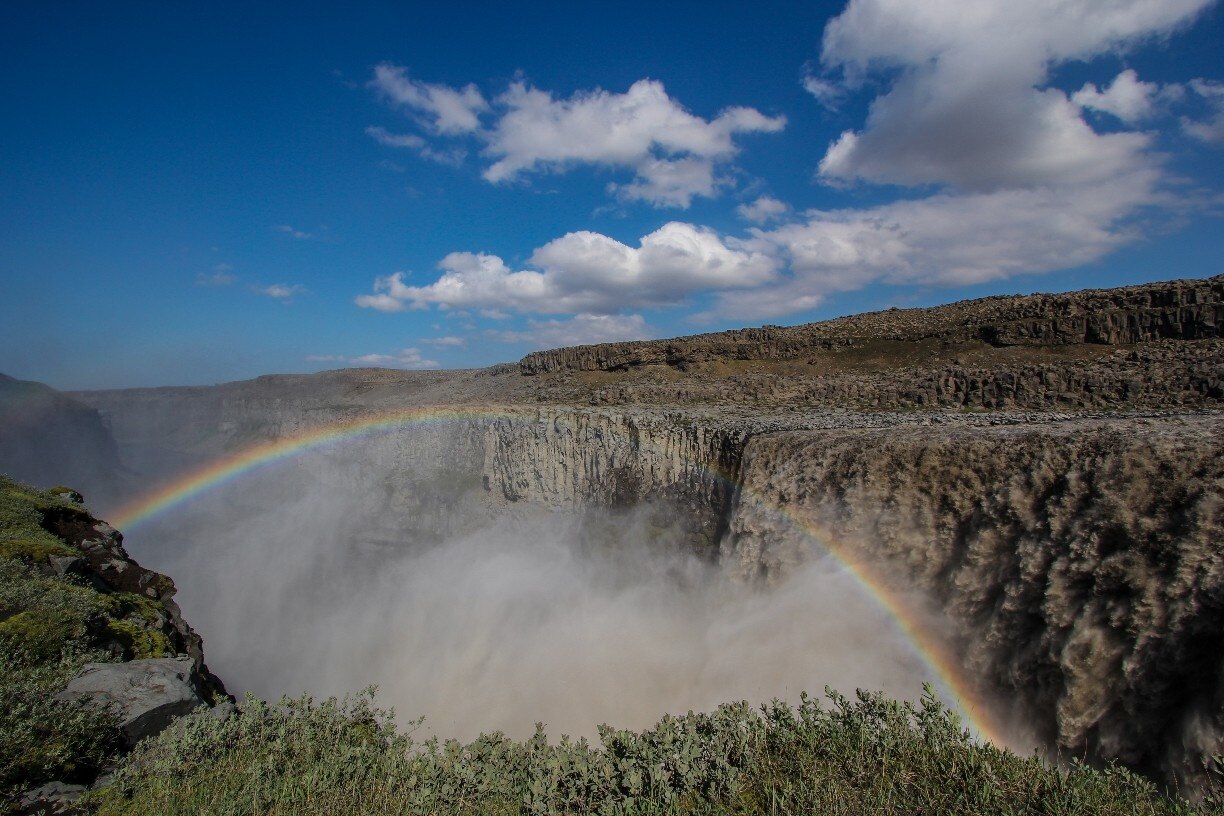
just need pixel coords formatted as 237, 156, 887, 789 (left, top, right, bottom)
0, 375, 125, 503
519, 274, 1224, 374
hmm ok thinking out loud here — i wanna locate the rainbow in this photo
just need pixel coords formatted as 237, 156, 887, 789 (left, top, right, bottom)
110, 406, 512, 530
108, 407, 1010, 747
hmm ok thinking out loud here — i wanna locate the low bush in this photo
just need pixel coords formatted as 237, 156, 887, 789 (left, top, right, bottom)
90, 686, 1215, 816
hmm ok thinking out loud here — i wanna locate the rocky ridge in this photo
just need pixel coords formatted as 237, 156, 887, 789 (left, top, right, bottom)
520, 274, 1223, 374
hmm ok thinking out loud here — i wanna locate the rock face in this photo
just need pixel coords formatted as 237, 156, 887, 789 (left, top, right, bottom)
721, 415, 1224, 787
0, 374, 124, 501
37, 502, 226, 685
15, 782, 89, 815
55, 656, 208, 745
482, 409, 747, 551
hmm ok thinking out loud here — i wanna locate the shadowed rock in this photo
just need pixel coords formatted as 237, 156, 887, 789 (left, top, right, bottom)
55, 656, 207, 746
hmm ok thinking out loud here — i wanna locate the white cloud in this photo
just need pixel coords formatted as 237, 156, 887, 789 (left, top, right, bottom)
424, 335, 466, 348
365, 126, 467, 165
696, 166, 1160, 321
1072, 69, 1169, 123
254, 283, 306, 302
1183, 79, 1224, 145
307, 347, 438, 369
273, 224, 313, 240
196, 263, 236, 287
370, 63, 488, 134
365, 71, 784, 207
488, 313, 653, 349
365, 126, 426, 149
814, 0, 1211, 191
801, 71, 845, 110
355, 222, 778, 315
483, 79, 785, 207
737, 195, 791, 224
353, 2, 1213, 331
353, 291, 405, 312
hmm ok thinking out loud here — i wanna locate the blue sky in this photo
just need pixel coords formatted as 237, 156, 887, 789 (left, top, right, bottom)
1, 0, 1221, 389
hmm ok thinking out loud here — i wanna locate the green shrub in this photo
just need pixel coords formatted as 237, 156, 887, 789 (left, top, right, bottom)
0, 607, 92, 665
0, 649, 120, 795
88, 687, 1211, 816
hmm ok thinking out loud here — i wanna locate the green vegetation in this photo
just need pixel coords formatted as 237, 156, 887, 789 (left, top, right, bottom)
0, 475, 175, 801
89, 687, 1216, 816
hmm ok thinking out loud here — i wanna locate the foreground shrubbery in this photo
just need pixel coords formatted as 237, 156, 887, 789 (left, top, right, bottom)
90, 686, 1215, 816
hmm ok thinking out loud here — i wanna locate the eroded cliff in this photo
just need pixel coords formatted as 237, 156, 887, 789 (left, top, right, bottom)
722, 415, 1224, 786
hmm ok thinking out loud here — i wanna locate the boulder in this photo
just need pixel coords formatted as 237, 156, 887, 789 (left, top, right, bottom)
15, 782, 87, 815
55, 656, 207, 745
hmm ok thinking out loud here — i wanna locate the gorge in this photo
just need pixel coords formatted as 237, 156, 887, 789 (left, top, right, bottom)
3, 273, 1222, 799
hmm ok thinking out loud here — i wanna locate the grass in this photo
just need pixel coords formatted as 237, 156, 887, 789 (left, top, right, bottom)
88, 687, 1221, 816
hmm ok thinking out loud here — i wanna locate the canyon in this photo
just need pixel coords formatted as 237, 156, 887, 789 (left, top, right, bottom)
2, 274, 1221, 793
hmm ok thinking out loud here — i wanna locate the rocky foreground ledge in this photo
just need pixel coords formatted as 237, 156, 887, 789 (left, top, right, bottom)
0, 477, 230, 814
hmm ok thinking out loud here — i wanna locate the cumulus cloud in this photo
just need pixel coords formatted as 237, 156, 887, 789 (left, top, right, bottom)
814, 0, 1211, 190
307, 347, 438, 369
737, 195, 791, 224
370, 63, 488, 134
1183, 79, 1224, 145
483, 80, 785, 207
1072, 69, 1172, 123
698, 169, 1159, 321
488, 313, 653, 349
356, 1, 1213, 329
355, 222, 778, 315
366, 69, 784, 207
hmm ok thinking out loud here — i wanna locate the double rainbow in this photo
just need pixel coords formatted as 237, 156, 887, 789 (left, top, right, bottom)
109, 406, 1009, 747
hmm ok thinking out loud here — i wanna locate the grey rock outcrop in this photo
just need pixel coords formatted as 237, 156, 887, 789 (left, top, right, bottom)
15, 782, 88, 815
55, 656, 208, 746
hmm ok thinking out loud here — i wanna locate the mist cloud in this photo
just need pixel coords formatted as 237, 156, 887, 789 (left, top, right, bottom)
121, 442, 953, 741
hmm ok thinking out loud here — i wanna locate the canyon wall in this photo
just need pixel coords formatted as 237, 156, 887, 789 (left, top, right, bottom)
722, 415, 1224, 787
